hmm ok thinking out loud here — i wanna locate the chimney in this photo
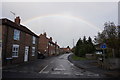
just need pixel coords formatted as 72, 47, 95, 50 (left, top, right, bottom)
15, 16, 20, 24
50, 37, 52, 41
55, 42, 57, 44
43, 32, 46, 37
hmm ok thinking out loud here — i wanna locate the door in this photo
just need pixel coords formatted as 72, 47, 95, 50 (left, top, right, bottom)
24, 46, 29, 62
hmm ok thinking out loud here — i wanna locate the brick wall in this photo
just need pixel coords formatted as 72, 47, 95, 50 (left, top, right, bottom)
2, 24, 38, 66
38, 33, 59, 56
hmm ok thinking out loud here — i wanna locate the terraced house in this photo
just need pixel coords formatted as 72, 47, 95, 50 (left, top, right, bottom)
38, 32, 60, 56
0, 17, 39, 66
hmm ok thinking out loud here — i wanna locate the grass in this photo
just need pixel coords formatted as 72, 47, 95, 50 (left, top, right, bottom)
72, 54, 88, 60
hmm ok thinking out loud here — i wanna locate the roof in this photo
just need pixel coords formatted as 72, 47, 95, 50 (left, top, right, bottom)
0, 18, 39, 38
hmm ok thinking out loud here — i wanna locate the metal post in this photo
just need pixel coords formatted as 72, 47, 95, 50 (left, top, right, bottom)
103, 49, 105, 62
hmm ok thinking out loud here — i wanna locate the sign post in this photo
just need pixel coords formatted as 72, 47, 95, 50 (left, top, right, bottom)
100, 43, 107, 62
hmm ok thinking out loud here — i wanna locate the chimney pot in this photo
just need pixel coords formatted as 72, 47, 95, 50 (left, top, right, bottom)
50, 37, 52, 41
15, 16, 20, 24
43, 32, 46, 36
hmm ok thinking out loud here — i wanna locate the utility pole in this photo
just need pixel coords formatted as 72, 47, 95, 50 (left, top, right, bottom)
73, 39, 74, 48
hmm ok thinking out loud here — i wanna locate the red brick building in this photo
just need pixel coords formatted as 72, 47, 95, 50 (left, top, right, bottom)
0, 17, 39, 66
38, 32, 60, 56
60, 47, 71, 53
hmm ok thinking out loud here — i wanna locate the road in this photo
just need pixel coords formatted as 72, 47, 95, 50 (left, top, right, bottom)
2, 53, 103, 78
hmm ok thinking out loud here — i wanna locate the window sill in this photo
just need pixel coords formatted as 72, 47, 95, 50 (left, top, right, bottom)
14, 39, 20, 41
12, 56, 18, 58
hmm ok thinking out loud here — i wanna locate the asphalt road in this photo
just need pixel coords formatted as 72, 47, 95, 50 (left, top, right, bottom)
2, 53, 103, 78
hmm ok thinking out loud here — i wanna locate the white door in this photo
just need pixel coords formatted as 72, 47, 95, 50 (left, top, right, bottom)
24, 46, 29, 62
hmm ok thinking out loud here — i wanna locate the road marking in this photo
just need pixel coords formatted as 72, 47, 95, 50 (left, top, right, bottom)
54, 68, 65, 71
75, 73, 84, 76
59, 55, 65, 59
60, 65, 66, 70
51, 72, 60, 74
39, 65, 48, 73
87, 73, 99, 76
63, 72, 71, 75
42, 71, 49, 74
67, 60, 74, 66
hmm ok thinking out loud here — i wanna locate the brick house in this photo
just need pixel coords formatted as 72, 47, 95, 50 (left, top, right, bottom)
0, 25, 2, 61
55, 42, 60, 55
0, 17, 39, 66
38, 32, 60, 56
60, 47, 71, 53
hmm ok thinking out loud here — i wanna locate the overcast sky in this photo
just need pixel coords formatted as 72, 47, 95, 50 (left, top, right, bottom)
1, 1, 118, 48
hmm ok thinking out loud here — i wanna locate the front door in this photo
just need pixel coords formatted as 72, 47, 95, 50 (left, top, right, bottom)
24, 46, 29, 62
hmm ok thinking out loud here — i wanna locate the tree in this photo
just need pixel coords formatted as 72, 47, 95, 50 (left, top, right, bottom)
74, 36, 95, 57
87, 37, 96, 53
71, 46, 76, 53
75, 38, 83, 56
94, 22, 120, 58
83, 36, 87, 44
88, 36, 92, 44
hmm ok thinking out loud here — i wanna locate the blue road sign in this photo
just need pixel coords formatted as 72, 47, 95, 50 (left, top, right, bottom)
100, 43, 106, 49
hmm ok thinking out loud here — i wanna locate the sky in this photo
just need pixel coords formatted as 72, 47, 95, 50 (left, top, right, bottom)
1, 0, 119, 48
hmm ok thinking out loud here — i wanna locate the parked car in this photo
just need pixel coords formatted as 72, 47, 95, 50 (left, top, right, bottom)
38, 52, 45, 59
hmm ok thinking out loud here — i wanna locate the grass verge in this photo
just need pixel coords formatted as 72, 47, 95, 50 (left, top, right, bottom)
72, 54, 88, 60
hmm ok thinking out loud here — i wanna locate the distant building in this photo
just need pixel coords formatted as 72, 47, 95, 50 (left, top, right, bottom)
38, 32, 60, 56
55, 42, 60, 55
0, 17, 39, 66
60, 47, 71, 53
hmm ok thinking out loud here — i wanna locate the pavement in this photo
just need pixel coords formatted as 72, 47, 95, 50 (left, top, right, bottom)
68, 54, 120, 78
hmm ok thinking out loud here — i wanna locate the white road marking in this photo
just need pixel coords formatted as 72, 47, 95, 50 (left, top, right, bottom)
63, 72, 71, 75
67, 60, 74, 66
42, 71, 49, 74
39, 65, 48, 73
51, 72, 60, 74
54, 68, 65, 71
59, 55, 65, 59
75, 73, 84, 76
60, 65, 66, 70
87, 73, 99, 76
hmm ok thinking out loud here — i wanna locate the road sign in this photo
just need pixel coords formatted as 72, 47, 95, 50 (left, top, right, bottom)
100, 43, 106, 49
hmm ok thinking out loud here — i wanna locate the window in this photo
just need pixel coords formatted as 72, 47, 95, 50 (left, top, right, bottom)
12, 44, 19, 57
32, 47, 35, 56
14, 29, 20, 40
48, 43, 50, 45
32, 36, 36, 44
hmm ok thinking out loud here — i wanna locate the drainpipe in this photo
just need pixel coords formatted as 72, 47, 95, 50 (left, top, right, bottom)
112, 48, 115, 58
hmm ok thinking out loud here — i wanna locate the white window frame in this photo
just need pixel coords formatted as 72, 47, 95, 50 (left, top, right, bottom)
32, 47, 35, 56
13, 29, 20, 40
32, 36, 36, 44
12, 44, 19, 57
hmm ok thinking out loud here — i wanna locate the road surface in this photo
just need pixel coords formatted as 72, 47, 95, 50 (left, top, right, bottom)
2, 53, 103, 78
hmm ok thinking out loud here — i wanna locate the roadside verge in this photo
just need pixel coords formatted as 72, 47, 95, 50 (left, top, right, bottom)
68, 54, 120, 78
